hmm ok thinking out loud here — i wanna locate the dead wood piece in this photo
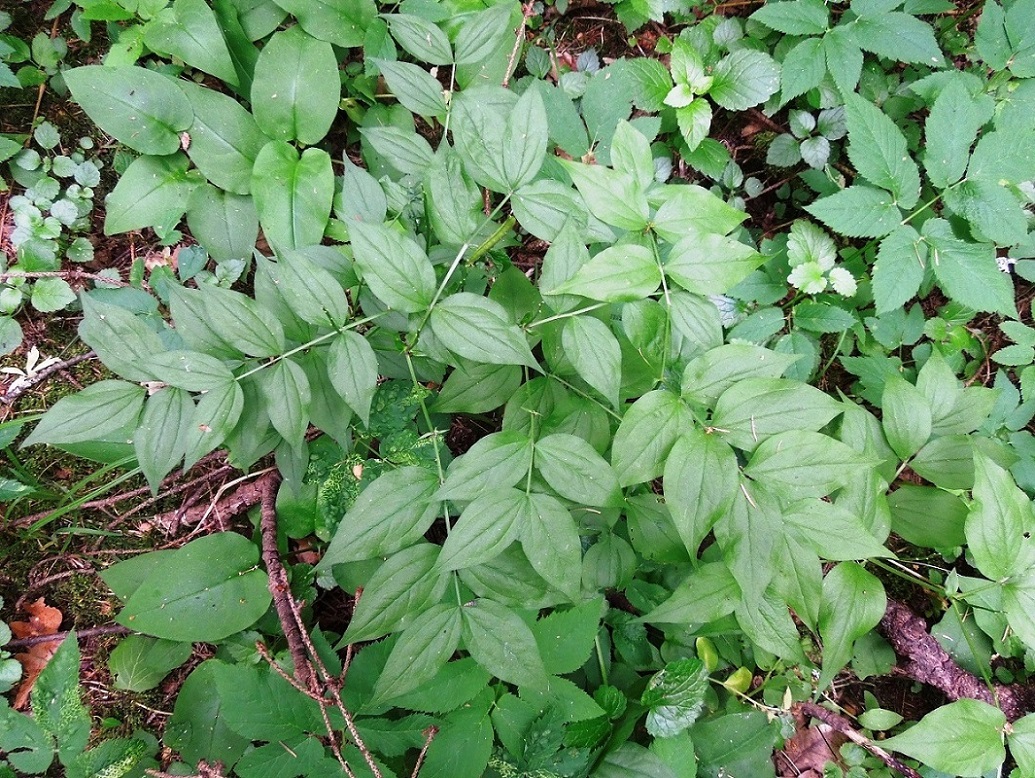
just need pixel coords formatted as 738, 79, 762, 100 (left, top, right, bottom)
152, 472, 275, 533
879, 598, 1035, 721
796, 702, 922, 778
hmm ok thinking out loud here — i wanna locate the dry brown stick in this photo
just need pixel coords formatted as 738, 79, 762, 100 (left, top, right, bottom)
1, 351, 96, 406
879, 599, 1035, 721
502, 2, 535, 88
259, 472, 315, 692
3, 624, 130, 650
797, 702, 923, 778
410, 727, 439, 778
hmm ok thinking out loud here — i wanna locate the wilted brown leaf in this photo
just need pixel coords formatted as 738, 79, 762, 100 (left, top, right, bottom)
776, 721, 847, 778
10, 597, 63, 709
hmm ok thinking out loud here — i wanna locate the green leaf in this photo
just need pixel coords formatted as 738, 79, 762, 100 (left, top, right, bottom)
433, 362, 523, 414
256, 358, 310, 449
596, 743, 680, 778
888, 484, 968, 548
851, 12, 945, 67
872, 226, 926, 314
270, 0, 374, 48
0, 700, 53, 774
943, 178, 1028, 247
665, 232, 766, 296
709, 49, 781, 111
681, 344, 799, 407
318, 467, 440, 567
750, 0, 828, 35
386, 13, 452, 65
531, 598, 603, 675
924, 219, 1016, 317
817, 562, 886, 689
250, 25, 338, 144
213, 662, 324, 741
461, 599, 548, 688
560, 160, 649, 231
652, 185, 747, 242
186, 186, 259, 261
714, 483, 781, 609
109, 635, 192, 692
805, 185, 901, 238
374, 58, 447, 119
30, 278, 76, 313
349, 221, 436, 314
438, 488, 528, 570
676, 98, 712, 152
327, 331, 378, 426
535, 433, 622, 507
643, 561, 739, 625
736, 590, 808, 662
823, 26, 863, 94
784, 499, 892, 561
169, 283, 285, 358
547, 244, 661, 302
1004, 573, 1035, 651
881, 700, 1005, 777
104, 152, 199, 235
165, 660, 249, 767
642, 658, 708, 738
370, 604, 463, 705
0, 316, 23, 357
437, 431, 532, 501
251, 141, 334, 254
923, 78, 992, 189
694, 712, 777, 778
177, 81, 267, 195
32, 634, 89, 765
135, 387, 194, 492
966, 454, 1035, 580
430, 293, 538, 368
24, 380, 145, 447
664, 429, 739, 557
362, 126, 435, 175
64, 65, 192, 155
454, 3, 513, 66
744, 430, 874, 498
711, 378, 842, 453
793, 301, 856, 333
502, 86, 548, 189
258, 250, 350, 330
612, 390, 693, 486
144, 0, 237, 85
520, 492, 583, 601
881, 375, 932, 459
116, 533, 271, 641
1009, 713, 1035, 778
337, 157, 387, 226
910, 435, 975, 490
976, 0, 1010, 69
780, 38, 826, 102
343, 543, 448, 643
968, 129, 1035, 184
184, 381, 244, 468
562, 316, 622, 409
843, 94, 920, 208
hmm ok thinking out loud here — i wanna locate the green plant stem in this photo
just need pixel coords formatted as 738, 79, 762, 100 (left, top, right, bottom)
527, 302, 608, 329
868, 558, 945, 596
594, 634, 609, 686
545, 373, 623, 421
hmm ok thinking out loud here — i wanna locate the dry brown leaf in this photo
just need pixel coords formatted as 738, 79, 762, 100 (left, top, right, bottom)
10, 597, 63, 709
776, 722, 847, 778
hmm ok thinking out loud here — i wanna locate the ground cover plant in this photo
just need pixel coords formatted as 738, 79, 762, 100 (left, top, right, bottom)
3, 0, 1035, 775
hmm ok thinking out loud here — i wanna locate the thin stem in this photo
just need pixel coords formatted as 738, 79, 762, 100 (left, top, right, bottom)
594, 634, 609, 686
546, 373, 623, 421
527, 302, 608, 329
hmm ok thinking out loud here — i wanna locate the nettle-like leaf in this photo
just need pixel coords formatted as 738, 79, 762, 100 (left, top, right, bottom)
641, 658, 709, 738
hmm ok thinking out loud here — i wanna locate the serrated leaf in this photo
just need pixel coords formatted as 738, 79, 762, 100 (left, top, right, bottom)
780, 37, 826, 102
823, 26, 863, 94
805, 185, 901, 238
924, 219, 1016, 317
843, 94, 919, 208
430, 293, 538, 368
32, 634, 89, 764
750, 0, 828, 35
531, 597, 603, 675
880, 700, 1005, 777
923, 78, 993, 189
676, 98, 711, 152
642, 658, 708, 738
349, 221, 436, 314
852, 12, 945, 67
709, 49, 781, 111
817, 562, 886, 689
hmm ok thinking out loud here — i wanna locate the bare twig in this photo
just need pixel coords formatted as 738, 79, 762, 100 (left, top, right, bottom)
410, 727, 439, 778
796, 702, 923, 778
502, 2, 536, 88
1, 351, 96, 406
259, 473, 314, 692
3, 624, 130, 650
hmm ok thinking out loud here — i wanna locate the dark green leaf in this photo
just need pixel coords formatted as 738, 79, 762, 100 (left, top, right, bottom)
438, 488, 528, 570
461, 599, 548, 688
881, 700, 1005, 777
712, 378, 843, 453
520, 492, 583, 601
349, 221, 436, 314
612, 390, 693, 486
430, 293, 538, 368
23, 380, 145, 447
844, 94, 920, 208
104, 152, 199, 235
256, 359, 310, 449
643, 561, 739, 625
79, 296, 166, 383
375, 59, 447, 119
437, 430, 532, 501
872, 226, 926, 314
135, 387, 194, 492
852, 12, 945, 67
805, 185, 901, 239
386, 13, 452, 64
327, 331, 378, 426
271, 0, 375, 48
32, 635, 89, 765
531, 597, 603, 675
144, 0, 238, 85
750, 0, 828, 35
642, 658, 708, 737
251, 141, 334, 253
664, 429, 739, 557
817, 562, 886, 688
966, 454, 1035, 580
370, 604, 463, 704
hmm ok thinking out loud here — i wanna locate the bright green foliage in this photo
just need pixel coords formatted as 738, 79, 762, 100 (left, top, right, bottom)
11, 0, 1035, 775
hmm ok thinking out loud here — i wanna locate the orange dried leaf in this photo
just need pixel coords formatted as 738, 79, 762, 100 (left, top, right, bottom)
10, 597, 63, 709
